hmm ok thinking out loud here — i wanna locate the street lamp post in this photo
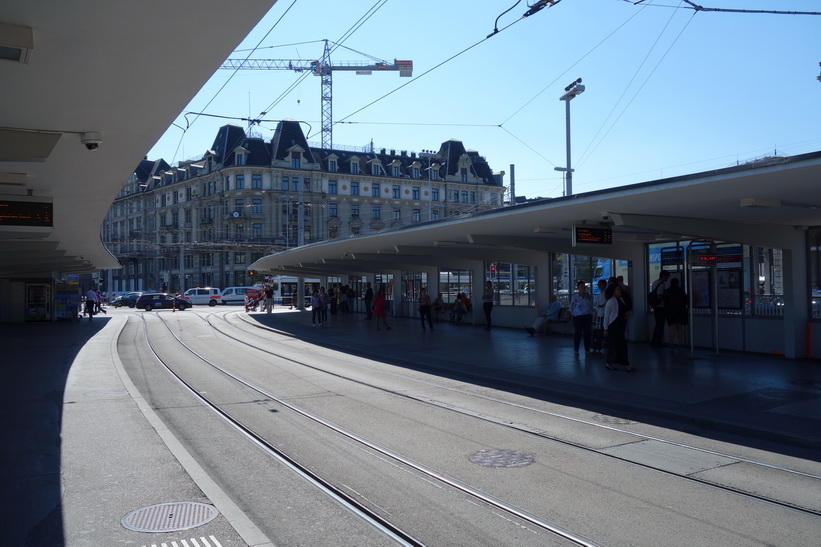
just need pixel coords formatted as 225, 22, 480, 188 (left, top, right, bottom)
559, 78, 585, 197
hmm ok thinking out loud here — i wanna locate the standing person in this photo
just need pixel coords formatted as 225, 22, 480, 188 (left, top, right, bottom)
318, 286, 329, 325
84, 287, 97, 320
363, 282, 374, 319
95, 290, 107, 314
664, 277, 689, 348
418, 288, 434, 331
481, 280, 494, 331
310, 290, 321, 326
650, 270, 670, 347
338, 285, 348, 314
372, 286, 391, 331
328, 284, 337, 314
603, 284, 635, 371
569, 280, 594, 355
264, 284, 274, 313
595, 279, 608, 327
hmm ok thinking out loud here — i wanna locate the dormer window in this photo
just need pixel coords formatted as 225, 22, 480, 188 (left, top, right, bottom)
351, 162, 359, 174
329, 159, 337, 172
372, 163, 381, 176
291, 151, 301, 169
236, 152, 246, 166
392, 166, 400, 177
412, 167, 420, 179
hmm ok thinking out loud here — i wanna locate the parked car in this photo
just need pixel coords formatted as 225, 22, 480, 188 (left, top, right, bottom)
182, 287, 222, 306
135, 293, 189, 311
112, 292, 142, 308
220, 286, 260, 305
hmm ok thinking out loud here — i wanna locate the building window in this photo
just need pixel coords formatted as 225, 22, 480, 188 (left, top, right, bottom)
432, 209, 440, 221
372, 164, 381, 176
252, 199, 262, 213
392, 166, 400, 177
351, 225, 360, 236
412, 167, 420, 179
329, 203, 338, 217
235, 199, 244, 212
461, 168, 468, 183
235, 175, 244, 189
329, 159, 337, 172
432, 188, 439, 201
351, 182, 359, 196
393, 185, 400, 199
329, 225, 338, 238
372, 183, 380, 197
236, 153, 246, 166
235, 252, 246, 264
372, 206, 381, 219
328, 180, 337, 194
252, 174, 262, 189
351, 205, 359, 218
393, 208, 401, 220
235, 224, 244, 239
291, 152, 301, 169
412, 187, 420, 200
470, 191, 476, 204
412, 209, 421, 222
351, 162, 359, 174
430, 168, 439, 181
291, 177, 299, 191
461, 191, 468, 203
281, 176, 289, 191
453, 191, 459, 202
252, 223, 262, 238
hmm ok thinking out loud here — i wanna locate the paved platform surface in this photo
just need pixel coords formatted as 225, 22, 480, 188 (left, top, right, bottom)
2, 307, 819, 545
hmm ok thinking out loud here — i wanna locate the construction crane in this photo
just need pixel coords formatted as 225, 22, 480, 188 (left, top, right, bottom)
220, 40, 412, 150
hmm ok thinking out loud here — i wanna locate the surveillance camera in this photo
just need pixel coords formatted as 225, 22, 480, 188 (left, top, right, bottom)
81, 132, 102, 151
600, 212, 610, 221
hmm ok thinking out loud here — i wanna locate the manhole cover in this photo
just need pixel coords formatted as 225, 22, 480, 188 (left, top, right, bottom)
121, 502, 218, 533
593, 413, 638, 425
469, 449, 534, 468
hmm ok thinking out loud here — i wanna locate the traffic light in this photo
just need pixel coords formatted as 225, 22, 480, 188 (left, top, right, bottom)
490, 263, 496, 276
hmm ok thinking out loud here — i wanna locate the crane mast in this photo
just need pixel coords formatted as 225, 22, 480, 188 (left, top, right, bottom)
220, 40, 412, 149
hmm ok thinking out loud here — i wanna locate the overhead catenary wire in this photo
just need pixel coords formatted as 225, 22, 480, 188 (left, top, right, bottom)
577, 9, 697, 175
577, 0, 685, 168
169, 0, 301, 163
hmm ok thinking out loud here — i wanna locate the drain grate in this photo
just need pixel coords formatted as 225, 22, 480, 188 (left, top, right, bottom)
121, 502, 218, 533
593, 413, 638, 425
469, 449, 534, 468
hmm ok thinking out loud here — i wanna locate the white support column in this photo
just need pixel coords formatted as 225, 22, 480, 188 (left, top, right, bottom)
782, 245, 809, 358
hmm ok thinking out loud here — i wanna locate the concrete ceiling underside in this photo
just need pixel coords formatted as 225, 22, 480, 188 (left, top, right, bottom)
0, 0, 277, 278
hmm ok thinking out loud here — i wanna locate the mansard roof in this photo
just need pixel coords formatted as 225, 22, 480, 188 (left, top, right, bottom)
210, 124, 247, 164
152, 122, 498, 184
271, 119, 316, 163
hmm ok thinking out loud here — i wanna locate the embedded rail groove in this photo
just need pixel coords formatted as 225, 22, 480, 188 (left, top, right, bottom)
211, 309, 821, 517
140, 312, 601, 547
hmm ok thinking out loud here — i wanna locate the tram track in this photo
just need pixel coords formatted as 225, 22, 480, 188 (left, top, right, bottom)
205, 309, 821, 518
136, 311, 601, 546
122, 309, 821, 545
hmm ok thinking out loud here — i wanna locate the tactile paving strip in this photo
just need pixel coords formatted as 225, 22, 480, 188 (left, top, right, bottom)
121, 502, 218, 532
469, 449, 534, 468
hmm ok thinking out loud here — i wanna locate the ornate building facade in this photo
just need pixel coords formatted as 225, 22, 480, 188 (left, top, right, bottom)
103, 120, 506, 293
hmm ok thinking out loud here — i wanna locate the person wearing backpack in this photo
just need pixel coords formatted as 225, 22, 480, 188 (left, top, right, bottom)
649, 270, 670, 347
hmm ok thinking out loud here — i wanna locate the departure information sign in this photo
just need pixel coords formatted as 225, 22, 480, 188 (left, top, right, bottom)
0, 200, 53, 227
572, 225, 612, 246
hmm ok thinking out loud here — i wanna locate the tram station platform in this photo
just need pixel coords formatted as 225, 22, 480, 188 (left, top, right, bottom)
2, 308, 819, 545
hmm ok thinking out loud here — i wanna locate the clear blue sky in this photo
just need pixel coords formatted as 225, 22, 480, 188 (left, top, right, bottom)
147, 0, 821, 200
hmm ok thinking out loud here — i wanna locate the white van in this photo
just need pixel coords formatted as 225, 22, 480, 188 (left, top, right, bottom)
182, 287, 222, 306
220, 286, 260, 305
